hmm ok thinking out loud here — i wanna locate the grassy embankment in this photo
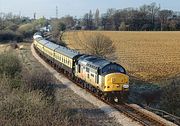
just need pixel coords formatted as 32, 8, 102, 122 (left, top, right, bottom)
0, 43, 92, 126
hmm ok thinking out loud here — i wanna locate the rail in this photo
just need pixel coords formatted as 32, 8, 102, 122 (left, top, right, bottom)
144, 106, 180, 125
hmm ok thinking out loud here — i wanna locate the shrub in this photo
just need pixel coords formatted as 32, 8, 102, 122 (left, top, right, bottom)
22, 71, 56, 101
0, 53, 22, 78
129, 83, 161, 106
160, 80, 180, 116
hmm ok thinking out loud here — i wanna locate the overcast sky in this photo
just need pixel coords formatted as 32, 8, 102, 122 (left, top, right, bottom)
0, 0, 179, 18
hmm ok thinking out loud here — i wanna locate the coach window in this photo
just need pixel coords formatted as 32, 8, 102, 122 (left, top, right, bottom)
86, 67, 90, 73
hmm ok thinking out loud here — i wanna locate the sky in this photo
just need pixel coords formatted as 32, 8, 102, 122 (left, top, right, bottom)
0, 0, 180, 18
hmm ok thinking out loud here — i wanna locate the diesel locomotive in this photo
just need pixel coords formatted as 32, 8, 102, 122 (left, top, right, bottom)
33, 33, 129, 102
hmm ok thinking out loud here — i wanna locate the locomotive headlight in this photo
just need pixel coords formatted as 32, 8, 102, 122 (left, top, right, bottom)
123, 84, 129, 89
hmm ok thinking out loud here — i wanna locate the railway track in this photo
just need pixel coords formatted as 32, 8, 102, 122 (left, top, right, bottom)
113, 104, 165, 126
32, 44, 174, 126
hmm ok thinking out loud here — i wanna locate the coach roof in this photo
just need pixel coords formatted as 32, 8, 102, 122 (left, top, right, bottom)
43, 39, 80, 58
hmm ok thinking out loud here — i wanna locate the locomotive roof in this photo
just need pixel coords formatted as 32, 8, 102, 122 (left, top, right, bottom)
42, 39, 80, 59
78, 55, 111, 69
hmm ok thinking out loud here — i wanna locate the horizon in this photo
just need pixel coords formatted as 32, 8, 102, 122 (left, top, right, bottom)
0, 0, 180, 19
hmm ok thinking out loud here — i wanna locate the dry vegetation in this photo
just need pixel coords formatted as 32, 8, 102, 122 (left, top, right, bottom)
63, 31, 180, 82
0, 43, 119, 126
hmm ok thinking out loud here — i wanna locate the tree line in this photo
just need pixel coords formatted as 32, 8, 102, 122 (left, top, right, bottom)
79, 2, 180, 31
1, 2, 180, 43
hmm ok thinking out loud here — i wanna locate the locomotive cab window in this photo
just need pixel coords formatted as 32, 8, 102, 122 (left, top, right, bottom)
101, 64, 126, 74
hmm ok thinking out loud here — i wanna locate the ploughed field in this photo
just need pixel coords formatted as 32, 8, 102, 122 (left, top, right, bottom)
63, 31, 180, 82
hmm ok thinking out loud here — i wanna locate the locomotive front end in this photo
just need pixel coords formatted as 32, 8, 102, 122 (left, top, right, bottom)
104, 73, 129, 92
103, 72, 129, 102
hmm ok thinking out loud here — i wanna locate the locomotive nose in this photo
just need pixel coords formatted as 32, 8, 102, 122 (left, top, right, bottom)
104, 73, 129, 92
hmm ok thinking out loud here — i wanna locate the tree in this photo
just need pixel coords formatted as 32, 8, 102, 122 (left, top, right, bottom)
85, 33, 116, 60
60, 15, 75, 29
106, 8, 116, 30
159, 10, 173, 30
82, 10, 94, 30
51, 19, 66, 42
101, 14, 108, 30
18, 23, 36, 38
112, 11, 121, 31
169, 20, 177, 31
36, 17, 48, 27
147, 3, 160, 28
82, 13, 89, 29
119, 22, 126, 31
94, 9, 100, 28
88, 10, 94, 30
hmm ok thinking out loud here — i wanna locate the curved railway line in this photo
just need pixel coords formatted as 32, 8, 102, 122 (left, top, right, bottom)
31, 43, 178, 126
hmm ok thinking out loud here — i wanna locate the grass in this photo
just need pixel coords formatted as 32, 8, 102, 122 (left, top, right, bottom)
63, 31, 180, 82
0, 43, 94, 126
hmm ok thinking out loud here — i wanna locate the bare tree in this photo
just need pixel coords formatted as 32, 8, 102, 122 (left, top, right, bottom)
158, 10, 173, 30
82, 13, 89, 29
85, 33, 116, 60
60, 15, 75, 29
50, 19, 66, 45
147, 3, 160, 26
101, 13, 108, 30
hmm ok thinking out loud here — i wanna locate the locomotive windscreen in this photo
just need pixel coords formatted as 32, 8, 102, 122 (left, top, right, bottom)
101, 64, 126, 75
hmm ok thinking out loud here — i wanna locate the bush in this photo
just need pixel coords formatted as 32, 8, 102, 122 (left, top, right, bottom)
22, 71, 56, 101
0, 53, 22, 78
18, 23, 36, 38
0, 89, 91, 126
129, 83, 161, 106
0, 72, 92, 126
160, 80, 180, 116
0, 30, 23, 42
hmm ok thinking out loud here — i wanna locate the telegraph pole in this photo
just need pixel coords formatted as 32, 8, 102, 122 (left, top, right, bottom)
34, 12, 36, 20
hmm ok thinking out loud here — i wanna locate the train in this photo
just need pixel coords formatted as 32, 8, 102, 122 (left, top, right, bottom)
33, 33, 129, 102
